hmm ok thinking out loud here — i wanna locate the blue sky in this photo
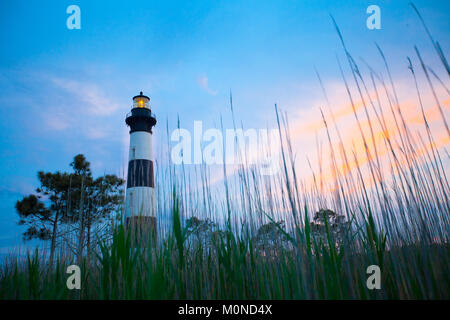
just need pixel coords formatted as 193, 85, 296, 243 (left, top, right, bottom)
0, 0, 449, 251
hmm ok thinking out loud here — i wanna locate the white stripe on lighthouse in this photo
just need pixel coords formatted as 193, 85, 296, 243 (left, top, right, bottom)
129, 131, 153, 160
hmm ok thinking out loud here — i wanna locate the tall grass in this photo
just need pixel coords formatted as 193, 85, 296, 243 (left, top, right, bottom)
0, 5, 449, 299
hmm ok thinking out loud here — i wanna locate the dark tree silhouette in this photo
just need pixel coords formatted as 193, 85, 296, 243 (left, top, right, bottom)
185, 216, 223, 249
84, 174, 124, 255
15, 154, 124, 264
310, 209, 350, 247
16, 195, 51, 240
16, 171, 72, 264
253, 220, 289, 257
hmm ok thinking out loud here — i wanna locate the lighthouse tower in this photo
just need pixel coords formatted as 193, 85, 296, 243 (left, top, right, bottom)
125, 91, 157, 240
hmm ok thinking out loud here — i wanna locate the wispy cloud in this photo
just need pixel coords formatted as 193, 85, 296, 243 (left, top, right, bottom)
50, 77, 119, 116
197, 74, 218, 96
43, 113, 71, 131
85, 126, 108, 140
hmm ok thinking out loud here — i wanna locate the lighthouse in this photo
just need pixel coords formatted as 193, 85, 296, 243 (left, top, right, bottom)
125, 91, 157, 241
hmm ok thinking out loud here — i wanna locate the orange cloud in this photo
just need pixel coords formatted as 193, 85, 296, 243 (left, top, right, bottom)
285, 78, 449, 195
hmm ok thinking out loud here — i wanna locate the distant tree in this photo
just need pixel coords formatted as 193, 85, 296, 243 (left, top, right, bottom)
16, 195, 51, 241
66, 154, 124, 264
185, 216, 221, 249
310, 209, 350, 247
253, 220, 289, 257
84, 174, 124, 254
70, 154, 92, 265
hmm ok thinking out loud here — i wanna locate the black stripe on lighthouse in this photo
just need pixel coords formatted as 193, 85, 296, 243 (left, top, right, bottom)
127, 159, 155, 188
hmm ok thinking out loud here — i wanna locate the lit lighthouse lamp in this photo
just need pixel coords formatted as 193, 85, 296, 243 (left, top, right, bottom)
125, 91, 157, 242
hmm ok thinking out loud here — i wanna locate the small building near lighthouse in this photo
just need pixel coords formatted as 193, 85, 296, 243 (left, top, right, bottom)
125, 91, 157, 241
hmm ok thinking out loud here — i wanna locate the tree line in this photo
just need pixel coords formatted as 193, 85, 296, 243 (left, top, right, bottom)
15, 154, 351, 264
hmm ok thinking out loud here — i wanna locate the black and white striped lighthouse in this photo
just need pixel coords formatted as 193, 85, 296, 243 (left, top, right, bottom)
125, 91, 157, 239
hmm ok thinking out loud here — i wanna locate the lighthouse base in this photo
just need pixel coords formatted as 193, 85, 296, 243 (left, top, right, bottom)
125, 216, 157, 247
